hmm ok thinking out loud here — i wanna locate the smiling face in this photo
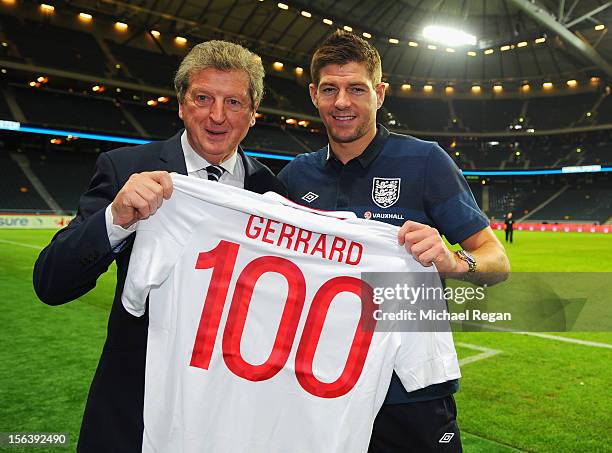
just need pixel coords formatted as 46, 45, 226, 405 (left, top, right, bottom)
310, 61, 385, 151
179, 68, 256, 164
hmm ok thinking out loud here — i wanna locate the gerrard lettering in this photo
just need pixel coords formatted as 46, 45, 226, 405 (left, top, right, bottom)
245, 215, 363, 265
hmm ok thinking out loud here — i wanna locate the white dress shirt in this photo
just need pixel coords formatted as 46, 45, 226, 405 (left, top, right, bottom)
105, 131, 245, 249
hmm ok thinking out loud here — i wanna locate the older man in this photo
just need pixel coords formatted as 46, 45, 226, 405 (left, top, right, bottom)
33, 40, 285, 452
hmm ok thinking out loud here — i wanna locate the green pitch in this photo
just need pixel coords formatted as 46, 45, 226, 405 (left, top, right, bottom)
0, 229, 611, 452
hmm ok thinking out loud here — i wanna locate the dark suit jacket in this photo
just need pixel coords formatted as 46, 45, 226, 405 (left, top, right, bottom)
32, 131, 287, 453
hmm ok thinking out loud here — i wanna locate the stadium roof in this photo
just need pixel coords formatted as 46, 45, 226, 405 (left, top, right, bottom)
67, 0, 612, 84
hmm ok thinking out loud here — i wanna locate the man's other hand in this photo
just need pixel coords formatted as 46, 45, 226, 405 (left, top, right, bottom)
111, 171, 173, 228
397, 220, 466, 273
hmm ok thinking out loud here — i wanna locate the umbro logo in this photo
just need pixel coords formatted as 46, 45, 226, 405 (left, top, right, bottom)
439, 433, 455, 444
301, 192, 319, 203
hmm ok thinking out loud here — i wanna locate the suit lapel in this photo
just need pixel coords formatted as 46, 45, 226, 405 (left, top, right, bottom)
239, 146, 257, 190
159, 130, 188, 175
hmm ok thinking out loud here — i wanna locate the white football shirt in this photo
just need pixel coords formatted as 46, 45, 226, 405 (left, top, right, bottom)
123, 174, 460, 453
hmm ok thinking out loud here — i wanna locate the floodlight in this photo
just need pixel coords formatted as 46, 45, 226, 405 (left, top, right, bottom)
422, 25, 476, 47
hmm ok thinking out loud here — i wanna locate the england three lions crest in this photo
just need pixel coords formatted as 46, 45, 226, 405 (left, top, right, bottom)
372, 178, 401, 208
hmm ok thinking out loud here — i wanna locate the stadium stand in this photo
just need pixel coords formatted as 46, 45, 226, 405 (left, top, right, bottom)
503, 152, 528, 169
0, 14, 108, 77
5, 139, 608, 222
264, 74, 317, 115
0, 6, 609, 224
13, 86, 136, 134
284, 127, 328, 151
242, 123, 302, 154
447, 131, 612, 170
584, 143, 611, 165
25, 149, 96, 212
485, 181, 560, 220
453, 99, 523, 131
467, 181, 483, 206
384, 96, 450, 131
597, 94, 612, 124
526, 93, 599, 129
0, 148, 47, 211
533, 184, 612, 223
450, 141, 510, 169
524, 139, 563, 168
0, 25, 21, 63
121, 103, 182, 139
106, 41, 179, 87
0, 89, 14, 120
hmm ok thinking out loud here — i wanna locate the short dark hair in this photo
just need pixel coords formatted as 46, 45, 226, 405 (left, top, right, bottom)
310, 30, 382, 88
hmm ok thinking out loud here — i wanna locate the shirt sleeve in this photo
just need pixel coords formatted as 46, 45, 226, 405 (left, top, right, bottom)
105, 204, 138, 250
394, 331, 462, 393
424, 144, 489, 244
121, 221, 183, 317
389, 270, 462, 392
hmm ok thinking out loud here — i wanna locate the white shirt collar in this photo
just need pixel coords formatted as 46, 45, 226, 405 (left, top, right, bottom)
181, 130, 239, 175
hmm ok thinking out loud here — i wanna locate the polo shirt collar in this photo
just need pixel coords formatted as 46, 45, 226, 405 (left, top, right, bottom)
325, 124, 390, 168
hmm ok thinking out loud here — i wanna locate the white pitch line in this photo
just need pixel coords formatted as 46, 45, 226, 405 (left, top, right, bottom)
511, 332, 612, 349
3, 237, 610, 351
454, 320, 612, 349
456, 342, 502, 366
0, 239, 43, 250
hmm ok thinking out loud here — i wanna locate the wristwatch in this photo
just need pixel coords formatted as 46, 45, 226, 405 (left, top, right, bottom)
455, 250, 477, 273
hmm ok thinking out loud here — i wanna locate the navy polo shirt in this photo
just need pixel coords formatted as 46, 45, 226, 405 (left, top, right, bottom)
278, 125, 489, 404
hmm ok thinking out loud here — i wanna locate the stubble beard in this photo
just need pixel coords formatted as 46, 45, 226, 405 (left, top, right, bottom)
328, 119, 370, 144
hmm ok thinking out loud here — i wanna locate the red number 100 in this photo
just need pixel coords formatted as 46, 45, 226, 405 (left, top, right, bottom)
190, 240, 375, 399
